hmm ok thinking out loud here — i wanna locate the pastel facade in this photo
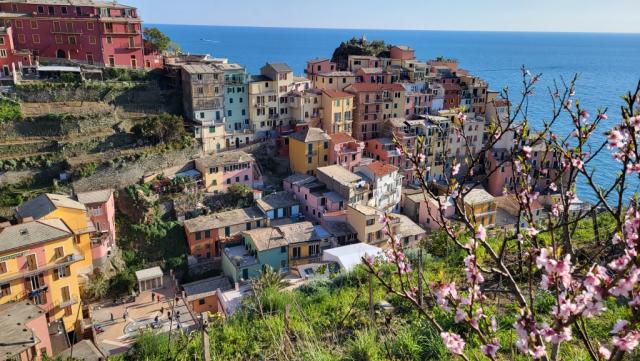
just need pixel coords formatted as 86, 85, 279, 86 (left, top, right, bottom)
328, 132, 365, 172
355, 161, 402, 212
0, 219, 84, 332
249, 63, 294, 135
195, 150, 263, 193
255, 191, 301, 224
390, 45, 416, 61
283, 174, 346, 223
316, 165, 369, 205
182, 276, 231, 316
346, 204, 425, 247
460, 187, 497, 227
278, 222, 333, 267
321, 89, 354, 134
312, 71, 358, 92
0, 26, 31, 80
345, 83, 406, 141
288, 127, 331, 176
355, 67, 392, 84
288, 89, 322, 128
0, 301, 52, 360
0, 0, 153, 68
222, 227, 289, 283
183, 207, 266, 260
220, 63, 253, 149
76, 189, 116, 268
305, 58, 335, 79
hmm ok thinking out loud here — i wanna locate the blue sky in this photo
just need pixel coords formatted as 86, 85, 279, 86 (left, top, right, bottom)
134, 0, 640, 33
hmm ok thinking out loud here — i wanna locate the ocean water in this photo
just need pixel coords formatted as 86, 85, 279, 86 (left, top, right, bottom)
149, 24, 640, 203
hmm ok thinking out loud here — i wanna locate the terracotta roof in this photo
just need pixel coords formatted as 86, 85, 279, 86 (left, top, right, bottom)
346, 83, 405, 92
322, 89, 353, 99
183, 207, 265, 233
365, 161, 398, 177
329, 132, 357, 144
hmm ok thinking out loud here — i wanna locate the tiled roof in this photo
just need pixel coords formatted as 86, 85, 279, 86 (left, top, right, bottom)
256, 191, 299, 212
181, 64, 217, 74
183, 207, 265, 233
16, 193, 85, 220
76, 189, 113, 205
395, 214, 426, 238
0, 301, 47, 358
195, 151, 255, 168
346, 83, 405, 92
284, 173, 316, 186
277, 222, 330, 245
317, 165, 362, 185
59, 340, 106, 361
244, 227, 288, 251
322, 89, 353, 99
365, 161, 398, 177
464, 187, 495, 205
289, 127, 330, 143
264, 63, 292, 73
182, 276, 232, 300
0, 219, 72, 253
307, 58, 329, 64
319, 71, 356, 77
329, 132, 357, 144
322, 221, 356, 237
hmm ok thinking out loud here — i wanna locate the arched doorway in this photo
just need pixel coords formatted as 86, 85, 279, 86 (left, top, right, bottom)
56, 49, 66, 59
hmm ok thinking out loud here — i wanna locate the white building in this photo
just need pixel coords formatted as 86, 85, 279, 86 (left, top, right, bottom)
355, 161, 403, 212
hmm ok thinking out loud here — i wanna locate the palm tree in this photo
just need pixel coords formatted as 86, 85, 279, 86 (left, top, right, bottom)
254, 265, 288, 290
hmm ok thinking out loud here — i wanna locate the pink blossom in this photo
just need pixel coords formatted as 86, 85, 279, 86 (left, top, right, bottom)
522, 145, 532, 158
530, 345, 546, 359
598, 346, 611, 359
475, 224, 487, 242
607, 130, 626, 149
572, 158, 584, 170
527, 227, 539, 237
481, 339, 500, 358
612, 331, 640, 352
597, 113, 608, 120
440, 332, 465, 355
452, 163, 460, 176
580, 110, 590, 119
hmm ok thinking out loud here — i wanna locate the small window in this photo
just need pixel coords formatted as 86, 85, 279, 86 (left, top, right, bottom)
61, 6, 67, 14
0, 262, 6, 274
280, 246, 287, 253
0, 284, 11, 296
195, 232, 202, 241
198, 299, 205, 305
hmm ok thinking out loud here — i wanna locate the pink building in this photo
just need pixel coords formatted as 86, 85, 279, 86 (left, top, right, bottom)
0, 301, 53, 361
0, 0, 157, 69
419, 195, 455, 229
76, 189, 116, 268
195, 151, 264, 193
305, 58, 336, 81
283, 173, 346, 223
390, 45, 416, 61
355, 67, 392, 84
0, 26, 32, 80
365, 137, 402, 168
328, 132, 365, 172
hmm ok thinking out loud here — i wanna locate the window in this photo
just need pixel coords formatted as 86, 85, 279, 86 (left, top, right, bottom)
204, 230, 211, 238
30, 20, 38, 29
366, 219, 374, 226
227, 110, 232, 117
292, 247, 301, 259
200, 112, 205, 119
61, 6, 67, 14
48, 6, 55, 15
37, 5, 44, 13
281, 260, 287, 268
61, 286, 71, 302
64, 307, 73, 317
309, 244, 320, 256
55, 35, 63, 44
76, 6, 82, 15
280, 246, 287, 253
54, 266, 69, 280
195, 232, 201, 241
26, 254, 37, 271
0, 284, 10, 296
0, 262, 5, 273
68, 36, 76, 45
130, 55, 137, 68
89, 36, 96, 44
244, 175, 249, 181
226, 179, 231, 184
0, 49, 6, 58
224, 227, 230, 237
106, 36, 112, 44
15, 20, 22, 29
0, 37, 3, 45
209, 126, 216, 133
235, 176, 240, 183
54, 247, 64, 259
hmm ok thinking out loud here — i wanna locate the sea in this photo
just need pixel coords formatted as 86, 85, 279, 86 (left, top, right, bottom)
148, 24, 640, 204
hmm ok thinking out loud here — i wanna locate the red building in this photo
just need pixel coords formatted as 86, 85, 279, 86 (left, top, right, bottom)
441, 77, 462, 110
0, 26, 32, 79
0, 0, 160, 69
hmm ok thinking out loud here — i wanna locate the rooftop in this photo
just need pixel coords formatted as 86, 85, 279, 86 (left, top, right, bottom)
358, 67, 386, 74
135, 266, 163, 281
284, 173, 316, 186
263, 62, 292, 73
319, 71, 356, 77
0, 301, 47, 360
317, 165, 362, 185
277, 222, 331, 244
395, 214, 426, 238
183, 207, 265, 233
244, 227, 288, 251
16, 193, 86, 220
289, 127, 330, 143
349, 203, 380, 217
195, 151, 255, 168
182, 276, 232, 301
329, 132, 358, 144
58, 340, 105, 361
464, 187, 495, 205
256, 191, 299, 213
224, 245, 258, 268
0, 0, 135, 8
322, 221, 357, 237
346, 83, 405, 92
0, 219, 72, 254
363, 161, 398, 177
322, 89, 353, 99
181, 64, 217, 74
307, 58, 329, 64
76, 189, 113, 205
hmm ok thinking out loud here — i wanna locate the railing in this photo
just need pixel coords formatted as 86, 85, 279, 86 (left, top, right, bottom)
0, 252, 84, 284
50, 30, 83, 35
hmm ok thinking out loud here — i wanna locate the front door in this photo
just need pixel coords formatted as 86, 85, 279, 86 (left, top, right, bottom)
242, 268, 248, 280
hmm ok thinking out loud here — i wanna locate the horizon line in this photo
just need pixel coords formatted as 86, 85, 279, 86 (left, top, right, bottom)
144, 22, 640, 36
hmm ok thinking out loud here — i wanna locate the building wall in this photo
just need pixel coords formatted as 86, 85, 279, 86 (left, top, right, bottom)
419, 198, 455, 229
289, 138, 330, 175
195, 158, 256, 193
330, 140, 364, 172
223, 68, 250, 135
43, 207, 94, 274
186, 218, 266, 259
189, 294, 221, 315
321, 94, 354, 134
85, 193, 116, 268
313, 74, 357, 92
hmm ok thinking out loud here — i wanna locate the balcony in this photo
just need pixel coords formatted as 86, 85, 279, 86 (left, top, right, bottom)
55, 296, 79, 309
225, 78, 245, 85
0, 251, 84, 284
50, 29, 83, 35
126, 42, 143, 49
103, 29, 140, 35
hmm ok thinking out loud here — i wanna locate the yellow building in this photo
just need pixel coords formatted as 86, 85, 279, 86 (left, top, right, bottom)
16, 193, 96, 276
321, 90, 354, 135
346, 204, 426, 247
249, 63, 294, 134
0, 218, 84, 332
460, 187, 497, 227
288, 127, 331, 176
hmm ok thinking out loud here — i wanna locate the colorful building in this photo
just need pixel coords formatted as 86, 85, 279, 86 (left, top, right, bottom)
312, 71, 358, 92
194, 151, 263, 193
328, 132, 365, 172
321, 89, 354, 134
364, 137, 401, 168
278, 221, 333, 267
16, 193, 96, 276
181, 64, 226, 154
0, 0, 155, 69
316, 165, 369, 206
183, 206, 266, 260
182, 276, 231, 316
346, 204, 425, 247
460, 187, 497, 227
75, 189, 116, 269
219, 62, 253, 149
0, 26, 32, 81
248, 63, 295, 136
355, 161, 402, 212
283, 173, 347, 223
305, 58, 335, 80
288, 127, 331, 176
0, 218, 84, 332
0, 300, 52, 360
344, 82, 406, 141
222, 227, 289, 283
255, 191, 301, 225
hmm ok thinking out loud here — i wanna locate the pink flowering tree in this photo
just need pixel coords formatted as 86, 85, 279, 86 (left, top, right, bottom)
363, 69, 640, 360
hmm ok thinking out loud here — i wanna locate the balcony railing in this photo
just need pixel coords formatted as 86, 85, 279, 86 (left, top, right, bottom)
0, 251, 84, 284
50, 29, 83, 35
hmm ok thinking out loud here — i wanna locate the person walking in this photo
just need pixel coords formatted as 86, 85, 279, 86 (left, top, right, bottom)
123, 308, 129, 322
110, 313, 114, 322
156, 294, 160, 303
151, 292, 155, 302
